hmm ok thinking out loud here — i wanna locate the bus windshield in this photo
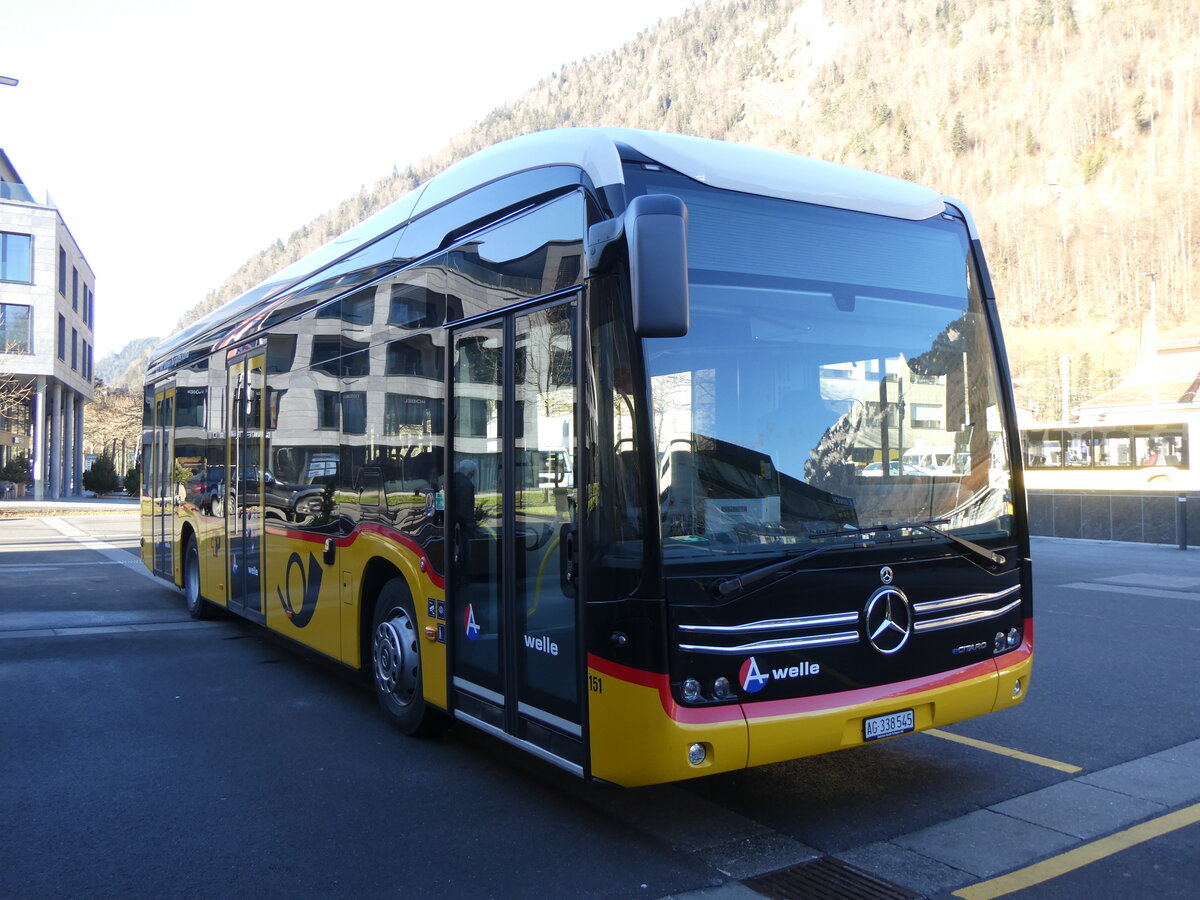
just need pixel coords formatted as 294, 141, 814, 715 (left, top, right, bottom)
639, 175, 1012, 560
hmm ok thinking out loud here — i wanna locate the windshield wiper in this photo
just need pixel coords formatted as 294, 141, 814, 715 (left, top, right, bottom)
709, 519, 1006, 601
810, 519, 1006, 568
710, 540, 858, 600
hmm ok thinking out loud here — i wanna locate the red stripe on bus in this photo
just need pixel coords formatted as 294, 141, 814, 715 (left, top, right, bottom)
740, 657, 1000, 720
588, 642, 1030, 727
263, 521, 445, 590
587, 654, 746, 725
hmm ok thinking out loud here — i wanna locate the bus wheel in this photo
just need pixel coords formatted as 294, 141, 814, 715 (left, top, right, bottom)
371, 579, 442, 736
183, 535, 210, 620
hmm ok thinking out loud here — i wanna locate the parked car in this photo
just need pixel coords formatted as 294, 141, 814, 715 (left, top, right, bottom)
188, 465, 325, 523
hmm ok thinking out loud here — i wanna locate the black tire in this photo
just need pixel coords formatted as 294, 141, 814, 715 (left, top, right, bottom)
182, 535, 211, 620
370, 578, 444, 736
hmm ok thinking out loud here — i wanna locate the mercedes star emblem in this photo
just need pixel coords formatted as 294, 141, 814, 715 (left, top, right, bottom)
864, 586, 912, 655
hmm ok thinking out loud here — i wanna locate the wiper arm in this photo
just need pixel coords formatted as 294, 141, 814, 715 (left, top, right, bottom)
710, 541, 849, 600
811, 519, 1006, 568
710, 520, 1006, 601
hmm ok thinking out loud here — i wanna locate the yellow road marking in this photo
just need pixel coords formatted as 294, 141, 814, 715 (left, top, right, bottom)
925, 728, 1083, 774
953, 801, 1200, 899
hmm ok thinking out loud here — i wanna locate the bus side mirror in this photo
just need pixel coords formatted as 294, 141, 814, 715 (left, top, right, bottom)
625, 194, 689, 337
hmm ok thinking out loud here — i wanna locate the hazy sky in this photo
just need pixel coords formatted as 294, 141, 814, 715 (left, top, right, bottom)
3, 0, 696, 357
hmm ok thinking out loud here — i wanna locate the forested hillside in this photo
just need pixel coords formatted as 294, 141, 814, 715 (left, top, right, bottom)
95, 335, 158, 390
168, 0, 1199, 416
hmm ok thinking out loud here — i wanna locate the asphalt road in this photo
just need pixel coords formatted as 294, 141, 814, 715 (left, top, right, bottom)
1, 514, 1197, 899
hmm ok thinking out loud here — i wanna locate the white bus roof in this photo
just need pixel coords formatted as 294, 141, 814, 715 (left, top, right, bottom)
152, 129, 954, 372
257, 129, 948, 303
420, 128, 946, 222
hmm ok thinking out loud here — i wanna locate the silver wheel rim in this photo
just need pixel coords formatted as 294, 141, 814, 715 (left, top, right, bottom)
374, 607, 418, 707
184, 544, 200, 611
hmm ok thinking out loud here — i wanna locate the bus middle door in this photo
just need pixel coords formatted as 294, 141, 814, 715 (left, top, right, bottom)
225, 350, 267, 622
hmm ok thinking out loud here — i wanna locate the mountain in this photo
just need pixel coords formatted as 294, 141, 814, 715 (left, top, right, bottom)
95, 336, 159, 391
159, 0, 1198, 417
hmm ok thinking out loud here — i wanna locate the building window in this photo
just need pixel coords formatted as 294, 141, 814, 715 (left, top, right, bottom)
311, 335, 369, 378
0, 232, 32, 283
72, 268, 79, 310
83, 286, 91, 329
385, 394, 443, 434
71, 328, 78, 370
315, 390, 340, 429
58, 314, 66, 360
910, 403, 944, 430
386, 339, 421, 376
58, 247, 66, 295
0, 303, 32, 354
341, 392, 366, 434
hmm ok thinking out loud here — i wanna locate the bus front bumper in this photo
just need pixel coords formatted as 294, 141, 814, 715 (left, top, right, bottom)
587, 625, 1032, 787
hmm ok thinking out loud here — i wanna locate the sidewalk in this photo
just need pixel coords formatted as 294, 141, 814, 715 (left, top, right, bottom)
0, 496, 140, 515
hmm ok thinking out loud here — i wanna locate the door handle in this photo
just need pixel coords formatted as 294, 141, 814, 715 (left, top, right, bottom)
559, 523, 577, 598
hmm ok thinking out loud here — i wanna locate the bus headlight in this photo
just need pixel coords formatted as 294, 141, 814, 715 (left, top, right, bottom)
1006, 627, 1021, 648
712, 676, 733, 700
682, 679, 702, 702
687, 742, 707, 766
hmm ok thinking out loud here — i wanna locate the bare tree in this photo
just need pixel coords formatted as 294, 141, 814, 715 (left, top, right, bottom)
83, 384, 142, 471
0, 373, 32, 418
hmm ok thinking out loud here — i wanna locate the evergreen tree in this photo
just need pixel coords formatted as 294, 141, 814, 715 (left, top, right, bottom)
83, 454, 120, 496
1, 452, 30, 485
951, 113, 968, 156
124, 465, 141, 497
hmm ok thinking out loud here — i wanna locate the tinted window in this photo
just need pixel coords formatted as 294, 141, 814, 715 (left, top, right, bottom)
445, 191, 584, 322
0, 303, 31, 352
311, 336, 369, 378
0, 233, 32, 283
388, 280, 443, 328
316, 390, 340, 429
176, 388, 206, 428
341, 392, 366, 434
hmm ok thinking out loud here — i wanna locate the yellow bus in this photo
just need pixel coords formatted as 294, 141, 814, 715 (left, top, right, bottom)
142, 129, 1031, 786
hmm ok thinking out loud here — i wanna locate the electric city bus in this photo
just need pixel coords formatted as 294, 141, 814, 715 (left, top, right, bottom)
141, 128, 1032, 787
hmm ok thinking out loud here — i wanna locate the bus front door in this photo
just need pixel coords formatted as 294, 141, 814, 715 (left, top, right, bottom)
449, 298, 583, 769
226, 351, 266, 622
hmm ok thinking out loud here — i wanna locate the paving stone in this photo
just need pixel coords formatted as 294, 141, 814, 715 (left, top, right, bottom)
894, 808, 1076, 878
708, 831, 820, 881
1078, 756, 1200, 806
1150, 739, 1200, 771
989, 779, 1164, 839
